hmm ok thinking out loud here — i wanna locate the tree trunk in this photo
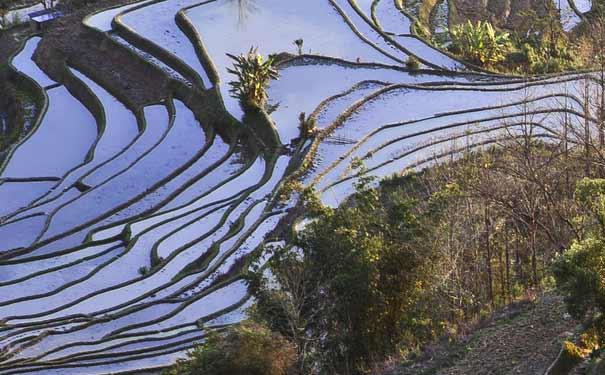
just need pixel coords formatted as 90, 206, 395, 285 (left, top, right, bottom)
585, 79, 592, 177
485, 206, 494, 309
530, 220, 538, 288
505, 222, 511, 303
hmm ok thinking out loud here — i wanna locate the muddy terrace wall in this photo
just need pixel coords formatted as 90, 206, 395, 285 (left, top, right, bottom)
30, 20, 250, 148
0, 66, 45, 163
0, 73, 19, 131
449, 0, 551, 29
0, 79, 20, 153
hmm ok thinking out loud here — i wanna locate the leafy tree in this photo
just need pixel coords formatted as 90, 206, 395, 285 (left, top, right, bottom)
553, 237, 605, 319
162, 321, 296, 375
553, 178, 605, 319
248, 181, 439, 374
575, 178, 605, 236
227, 47, 279, 110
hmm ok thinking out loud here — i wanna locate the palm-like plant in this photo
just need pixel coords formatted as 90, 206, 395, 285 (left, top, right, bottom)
227, 47, 279, 110
450, 20, 510, 67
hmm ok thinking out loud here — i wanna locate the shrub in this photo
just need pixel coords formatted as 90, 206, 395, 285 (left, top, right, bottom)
553, 237, 605, 319
449, 20, 510, 67
579, 323, 605, 351
552, 178, 605, 318
227, 47, 279, 110
516, 40, 576, 73
405, 56, 421, 70
564, 340, 586, 360
162, 321, 296, 375
545, 341, 586, 375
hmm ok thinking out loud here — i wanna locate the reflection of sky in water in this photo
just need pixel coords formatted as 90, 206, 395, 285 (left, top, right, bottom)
558, 0, 582, 31
574, 0, 592, 13
189, 0, 403, 122
2, 0, 599, 370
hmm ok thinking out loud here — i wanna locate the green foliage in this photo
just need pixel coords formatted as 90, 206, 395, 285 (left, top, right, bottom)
248, 182, 439, 374
227, 47, 279, 110
449, 20, 510, 67
162, 322, 296, 375
553, 237, 605, 319
298, 112, 317, 138
138, 266, 148, 275
553, 178, 605, 319
575, 178, 605, 206
578, 320, 605, 351
405, 56, 421, 70
510, 34, 578, 73
448, 14, 583, 73
575, 178, 605, 233
564, 340, 587, 361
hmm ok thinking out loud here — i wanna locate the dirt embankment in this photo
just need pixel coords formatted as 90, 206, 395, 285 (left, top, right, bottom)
437, 294, 576, 375
390, 293, 578, 375
0, 0, 169, 107
2, 0, 244, 147
449, 0, 551, 29
0, 24, 32, 66
0, 26, 34, 158
33, 0, 171, 108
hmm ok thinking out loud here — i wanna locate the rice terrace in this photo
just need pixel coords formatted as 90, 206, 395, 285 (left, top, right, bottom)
0, 0, 604, 373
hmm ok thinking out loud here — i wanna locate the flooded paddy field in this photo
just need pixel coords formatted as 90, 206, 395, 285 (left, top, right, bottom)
0, 0, 601, 373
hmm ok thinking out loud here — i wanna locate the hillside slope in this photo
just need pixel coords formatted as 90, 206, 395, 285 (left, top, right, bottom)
392, 294, 578, 375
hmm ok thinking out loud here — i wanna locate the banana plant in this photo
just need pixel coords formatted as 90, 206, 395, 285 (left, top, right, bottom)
450, 20, 510, 67
227, 47, 279, 110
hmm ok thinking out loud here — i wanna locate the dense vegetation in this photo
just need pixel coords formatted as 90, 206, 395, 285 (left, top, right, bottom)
552, 178, 605, 362
163, 322, 296, 375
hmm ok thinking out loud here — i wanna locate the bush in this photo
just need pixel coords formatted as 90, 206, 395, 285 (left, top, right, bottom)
449, 20, 510, 67
163, 321, 296, 375
553, 236, 605, 319
552, 178, 605, 320
564, 340, 586, 361
405, 56, 421, 70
